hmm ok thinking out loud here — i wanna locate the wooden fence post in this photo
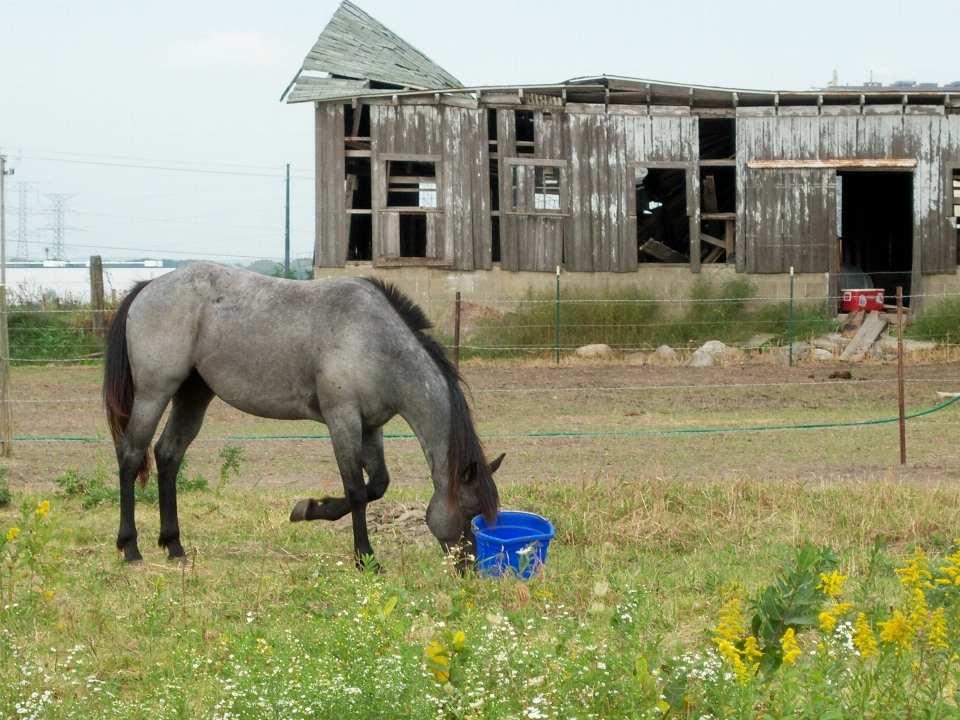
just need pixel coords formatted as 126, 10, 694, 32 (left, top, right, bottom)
90, 255, 105, 338
0, 285, 12, 457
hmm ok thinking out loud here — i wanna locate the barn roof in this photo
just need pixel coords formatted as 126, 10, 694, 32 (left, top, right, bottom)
284, 3, 960, 110
282, 0, 462, 103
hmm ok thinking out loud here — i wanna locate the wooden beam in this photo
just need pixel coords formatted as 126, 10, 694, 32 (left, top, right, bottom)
702, 245, 724, 263
700, 232, 726, 248
747, 159, 917, 170
640, 239, 687, 263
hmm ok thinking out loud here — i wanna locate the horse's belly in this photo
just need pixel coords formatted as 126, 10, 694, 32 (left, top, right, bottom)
198, 367, 324, 422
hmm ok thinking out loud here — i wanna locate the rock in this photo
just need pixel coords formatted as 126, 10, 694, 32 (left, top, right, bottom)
575, 343, 614, 358
741, 333, 775, 350
813, 348, 834, 361
625, 352, 647, 365
771, 341, 810, 364
647, 345, 679, 365
867, 342, 884, 360
688, 350, 715, 367
879, 338, 937, 354
697, 340, 741, 362
814, 334, 850, 353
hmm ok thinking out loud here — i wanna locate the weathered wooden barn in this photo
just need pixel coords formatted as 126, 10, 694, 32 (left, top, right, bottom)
285, 1, 960, 310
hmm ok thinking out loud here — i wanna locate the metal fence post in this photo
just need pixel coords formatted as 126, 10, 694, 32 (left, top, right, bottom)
555, 266, 561, 364
788, 266, 795, 367
897, 286, 906, 465
453, 291, 461, 370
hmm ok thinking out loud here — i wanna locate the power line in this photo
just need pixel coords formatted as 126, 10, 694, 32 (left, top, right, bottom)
0, 147, 315, 176
10, 152, 314, 180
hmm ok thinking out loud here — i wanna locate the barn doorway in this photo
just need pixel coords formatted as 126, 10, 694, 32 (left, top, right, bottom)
838, 171, 913, 304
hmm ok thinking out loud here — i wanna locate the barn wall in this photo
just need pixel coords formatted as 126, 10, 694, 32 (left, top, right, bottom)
315, 103, 346, 268
737, 108, 954, 282
566, 106, 698, 273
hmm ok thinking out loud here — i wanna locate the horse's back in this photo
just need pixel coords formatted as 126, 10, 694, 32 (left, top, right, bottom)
124, 263, 434, 423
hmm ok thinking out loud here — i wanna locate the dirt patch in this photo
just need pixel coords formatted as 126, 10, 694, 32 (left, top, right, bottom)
3, 359, 959, 494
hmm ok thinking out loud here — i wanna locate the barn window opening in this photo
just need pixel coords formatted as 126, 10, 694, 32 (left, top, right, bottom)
386, 161, 438, 209
699, 166, 736, 264
699, 118, 735, 160
534, 166, 561, 211
953, 169, 960, 265
491, 216, 501, 263
511, 164, 564, 214
345, 149, 372, 261
515, 109, 535, 155
488, 108, 498, 155
398, 214, 428, 258
839, 170, 913, 304
635, 167, 691, 264
343, 104, 371, 142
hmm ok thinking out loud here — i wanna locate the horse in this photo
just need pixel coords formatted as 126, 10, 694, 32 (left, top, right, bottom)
102, 262, 502, 567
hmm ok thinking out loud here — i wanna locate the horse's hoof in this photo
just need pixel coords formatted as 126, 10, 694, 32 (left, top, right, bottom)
290, 499, 311, 523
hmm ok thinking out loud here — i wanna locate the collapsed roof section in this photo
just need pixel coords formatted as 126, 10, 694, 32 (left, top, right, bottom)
284, 2, 960, 110
283, 0, 462, 103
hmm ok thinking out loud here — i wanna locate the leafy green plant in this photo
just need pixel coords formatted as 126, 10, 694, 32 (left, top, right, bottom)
216, 444, 244, 494
749, 544, 840, 674
0, 468, 11, 507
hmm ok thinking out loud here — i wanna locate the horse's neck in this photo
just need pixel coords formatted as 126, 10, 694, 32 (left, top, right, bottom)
398, 371, 451, 488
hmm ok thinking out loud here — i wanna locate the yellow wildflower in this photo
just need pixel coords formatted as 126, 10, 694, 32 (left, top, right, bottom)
713, 596, 745, 645
834, 602, 853, 615
819, 610, 837, 633
895, 546, 934, 591
941, 543, 960, 585
5, 527, 19, 541
818, 570, 847, 599
853, 613, 879, 658
712, 597, 758, 684
878, 610, 913, 650
780, 628, 801, 664
426, 641, 450, 683
35, 500, 50, 518
906, 587, 929, 630
928, 607, 948, 650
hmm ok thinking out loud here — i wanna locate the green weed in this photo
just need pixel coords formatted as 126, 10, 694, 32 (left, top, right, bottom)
465, 276, 837, 358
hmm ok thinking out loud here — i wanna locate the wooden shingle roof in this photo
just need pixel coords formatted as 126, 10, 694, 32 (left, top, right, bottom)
283, 1, 461, 103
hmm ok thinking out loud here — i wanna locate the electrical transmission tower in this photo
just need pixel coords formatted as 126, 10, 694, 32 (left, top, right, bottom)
17, 183, 31, 260
42, 193, 73, 261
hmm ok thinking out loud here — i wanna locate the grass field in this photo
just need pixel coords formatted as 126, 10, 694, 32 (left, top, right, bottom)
1, 359, 959, 718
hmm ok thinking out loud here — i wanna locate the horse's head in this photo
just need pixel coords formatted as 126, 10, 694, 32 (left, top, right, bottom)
426, 452, 505, 569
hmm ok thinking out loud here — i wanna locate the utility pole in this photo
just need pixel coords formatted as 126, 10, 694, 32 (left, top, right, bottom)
0, 154, 7, 285
284, 163, 291, 278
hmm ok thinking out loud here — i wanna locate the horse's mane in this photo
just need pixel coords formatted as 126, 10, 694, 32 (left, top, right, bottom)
361, 277, 499, 522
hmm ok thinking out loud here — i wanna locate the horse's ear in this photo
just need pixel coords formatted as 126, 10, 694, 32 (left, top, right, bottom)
462, 461, 478, 484
489, 453, 506, 474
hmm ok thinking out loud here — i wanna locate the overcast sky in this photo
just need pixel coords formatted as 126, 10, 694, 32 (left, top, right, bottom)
1, 0, 958, 264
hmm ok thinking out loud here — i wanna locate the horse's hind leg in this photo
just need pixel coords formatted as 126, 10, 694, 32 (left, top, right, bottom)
116, 397, 169, 563
290, 427, 389, 523
154, 371, 215, 560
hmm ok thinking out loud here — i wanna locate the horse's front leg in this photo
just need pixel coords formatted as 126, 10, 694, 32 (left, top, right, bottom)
290, 427, 389, 529
324, 414, 375, 565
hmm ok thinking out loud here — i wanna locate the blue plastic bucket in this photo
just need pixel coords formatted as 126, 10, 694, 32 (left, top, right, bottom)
472, 511, 555, 579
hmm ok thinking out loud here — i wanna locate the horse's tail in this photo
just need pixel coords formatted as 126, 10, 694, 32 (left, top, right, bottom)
103, 281, 152, 487
362, 278, 499, 522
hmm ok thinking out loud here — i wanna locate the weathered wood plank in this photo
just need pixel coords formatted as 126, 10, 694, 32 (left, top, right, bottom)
640, 239, 687, 263
840, 311, 887, 362
316, 103, 346, 267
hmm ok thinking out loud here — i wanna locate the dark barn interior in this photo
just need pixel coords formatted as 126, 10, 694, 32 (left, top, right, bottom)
840, 171, 914, 303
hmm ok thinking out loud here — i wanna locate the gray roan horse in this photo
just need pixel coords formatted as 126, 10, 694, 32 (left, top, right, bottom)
103, 262, 501, 567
